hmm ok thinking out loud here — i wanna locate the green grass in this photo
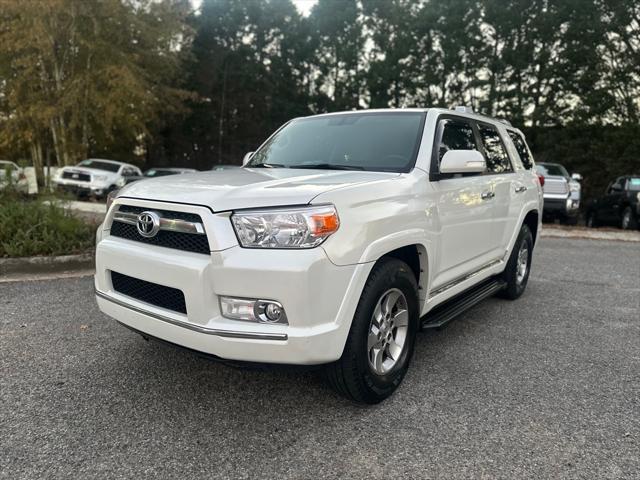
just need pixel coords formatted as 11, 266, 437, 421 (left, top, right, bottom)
0, 191, 95, 257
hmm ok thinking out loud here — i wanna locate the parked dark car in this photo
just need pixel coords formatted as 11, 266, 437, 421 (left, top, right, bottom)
586, 176, 640, 230
125, 167, 198, 184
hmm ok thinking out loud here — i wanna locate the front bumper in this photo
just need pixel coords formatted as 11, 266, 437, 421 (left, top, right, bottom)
543, 195, 579, 217
54, 179, 110, 196
95, 202, 371, 365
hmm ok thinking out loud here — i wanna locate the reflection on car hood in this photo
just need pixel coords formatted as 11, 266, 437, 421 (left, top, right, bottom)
117, 167, 399, 211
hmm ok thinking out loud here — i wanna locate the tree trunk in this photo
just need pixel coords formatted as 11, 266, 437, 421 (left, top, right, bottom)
29, 140, 45, 189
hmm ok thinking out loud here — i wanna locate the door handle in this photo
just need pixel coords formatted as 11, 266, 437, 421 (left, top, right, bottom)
515, 185, 527, 193
481, 191, 495, 200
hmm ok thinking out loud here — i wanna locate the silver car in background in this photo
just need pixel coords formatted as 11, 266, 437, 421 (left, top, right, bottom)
536, 162, 582, 225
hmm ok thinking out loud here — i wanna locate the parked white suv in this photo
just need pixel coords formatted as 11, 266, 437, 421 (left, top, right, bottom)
0, 160, 29, 193
95, 108, 543, 403
54, 159, 142, 198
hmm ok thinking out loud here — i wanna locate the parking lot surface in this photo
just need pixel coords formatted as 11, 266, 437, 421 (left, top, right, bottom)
1, 238, 639, 479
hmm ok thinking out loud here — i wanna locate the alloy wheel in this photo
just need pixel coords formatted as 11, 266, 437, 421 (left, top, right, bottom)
516, 244, 529, 285
367, 288, 409, 375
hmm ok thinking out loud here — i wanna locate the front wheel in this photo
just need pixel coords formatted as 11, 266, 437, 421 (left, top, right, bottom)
621, 207, 638, 230
586, 211, 599, 228
499, 224, 533, 300
324, 258, 419, 404
560, 215, 578, 226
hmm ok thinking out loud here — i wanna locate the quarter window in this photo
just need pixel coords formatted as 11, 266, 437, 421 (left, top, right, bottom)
508, 131, 533, 170
438, 119, 478, 164
478, 124, 512, 174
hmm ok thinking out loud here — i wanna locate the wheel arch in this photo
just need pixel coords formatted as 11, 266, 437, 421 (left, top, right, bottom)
522, 209, 539, 244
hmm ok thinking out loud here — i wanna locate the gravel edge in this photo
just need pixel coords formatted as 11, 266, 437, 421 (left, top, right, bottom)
0, 252, 95, 277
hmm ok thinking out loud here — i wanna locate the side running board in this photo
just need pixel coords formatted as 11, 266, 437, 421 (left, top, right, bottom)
421, 277, 507, 330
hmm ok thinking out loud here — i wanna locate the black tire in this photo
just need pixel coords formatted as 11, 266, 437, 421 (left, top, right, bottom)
324, 258, 419, 404
498, 224, 533, 300
586, 211, 599, 228
621, 207, 638, 230
560, 215, 578, 226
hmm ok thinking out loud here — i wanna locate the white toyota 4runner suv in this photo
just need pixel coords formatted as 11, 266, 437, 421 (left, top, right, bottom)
95, 108, 542, 404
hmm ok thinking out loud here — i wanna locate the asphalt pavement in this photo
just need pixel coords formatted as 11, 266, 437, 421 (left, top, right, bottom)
1, 238, 639, 479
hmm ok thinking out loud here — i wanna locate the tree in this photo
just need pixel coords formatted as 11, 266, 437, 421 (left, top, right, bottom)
0, 0, 191, 184
308, 0, 364, 110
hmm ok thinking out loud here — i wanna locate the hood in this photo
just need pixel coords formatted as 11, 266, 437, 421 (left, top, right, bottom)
117, 167, 399, 211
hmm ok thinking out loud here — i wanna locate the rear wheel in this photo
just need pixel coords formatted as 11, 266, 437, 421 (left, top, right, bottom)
621, 207, 638, 230
499, 224, 533, 300
560, 215, 578, 226
324, 258, 419, 404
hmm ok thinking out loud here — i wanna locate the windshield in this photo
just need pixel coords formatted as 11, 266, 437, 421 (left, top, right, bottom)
247, 112, 426, 172
78, 159, 121, 173
536, 163, 569, 178
0, 162, 16, 175
628, 178, 640, 191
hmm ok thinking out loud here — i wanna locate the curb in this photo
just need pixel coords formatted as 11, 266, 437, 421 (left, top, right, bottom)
0, 252, 94, 277
541, 227, 640, 243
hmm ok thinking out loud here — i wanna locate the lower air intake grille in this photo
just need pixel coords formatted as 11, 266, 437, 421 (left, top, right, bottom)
111, 271, 187, 314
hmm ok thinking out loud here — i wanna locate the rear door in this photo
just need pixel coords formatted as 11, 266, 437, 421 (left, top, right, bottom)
429, 116, 502, 289
601, 177, 626, 224
474, 122, 520, 254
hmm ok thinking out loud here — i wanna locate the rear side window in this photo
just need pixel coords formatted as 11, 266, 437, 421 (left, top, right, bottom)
508, 131, 534, 169
438, 119, 478, 164
478, 124, 512, 174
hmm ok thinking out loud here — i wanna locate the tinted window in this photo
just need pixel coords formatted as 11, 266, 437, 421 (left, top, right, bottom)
536, 163, 569, 178
438, 119, 478, 164
608, 178, 625, 194
145, 169, 178, 177
628, 178, 640, 191
78, 160, 121, 173
248, 112, 425, 173
508, 131, 533, 169
478, 124, 512, 174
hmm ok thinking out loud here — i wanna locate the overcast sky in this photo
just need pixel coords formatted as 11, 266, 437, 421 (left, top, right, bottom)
191, 0, 318, 16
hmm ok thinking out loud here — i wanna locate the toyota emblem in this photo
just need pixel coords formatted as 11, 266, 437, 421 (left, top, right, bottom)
136, 211, 161, 238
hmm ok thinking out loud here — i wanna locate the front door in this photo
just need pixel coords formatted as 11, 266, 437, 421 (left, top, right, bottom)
429, 116, 500, 290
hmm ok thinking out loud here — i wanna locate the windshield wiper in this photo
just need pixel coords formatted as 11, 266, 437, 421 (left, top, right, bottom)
293, 163, 365, 171
248, 163, 287, 168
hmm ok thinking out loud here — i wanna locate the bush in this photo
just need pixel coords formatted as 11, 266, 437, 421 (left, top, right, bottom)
0, 191, 95, 257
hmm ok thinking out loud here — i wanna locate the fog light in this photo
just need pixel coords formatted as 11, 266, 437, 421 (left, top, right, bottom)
219, 296, 288, 325
262, 303, 283, 323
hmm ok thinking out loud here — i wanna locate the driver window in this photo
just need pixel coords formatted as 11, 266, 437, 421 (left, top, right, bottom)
608, 179, 624, 194
438, 119, 478, 165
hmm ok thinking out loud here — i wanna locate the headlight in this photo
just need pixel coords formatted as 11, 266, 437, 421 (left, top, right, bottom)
569, 182, 580, 192
231, 205, 339, 248
93, 174, 108, 181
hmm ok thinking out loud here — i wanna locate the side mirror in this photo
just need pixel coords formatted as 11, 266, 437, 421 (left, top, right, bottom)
571, 173, 582, 182
611, 183, 622, 192
242, 151, 254, 166
440, 150, 486, 175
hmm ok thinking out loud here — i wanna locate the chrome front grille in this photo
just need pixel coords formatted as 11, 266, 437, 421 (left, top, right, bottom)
62, 171, 91, 182
543, 178, 569, 195
109, 205, 210, 255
